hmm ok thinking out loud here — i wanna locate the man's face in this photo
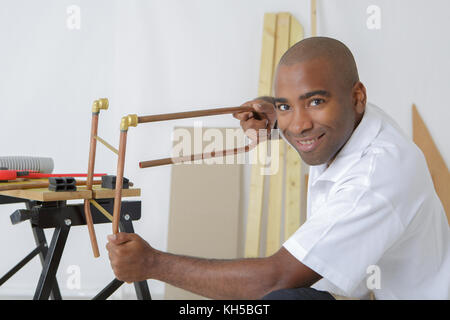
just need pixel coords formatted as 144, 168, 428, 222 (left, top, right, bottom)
274, 58, 362, 166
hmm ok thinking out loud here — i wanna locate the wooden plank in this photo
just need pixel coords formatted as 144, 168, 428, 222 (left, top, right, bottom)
0, 184, 140, 201
265, 139, 286, 255
165, 127, 242, 299
273, 13, 291, 69
245, 13, 277, 258
412, 104, 450, 224
311, 0, 317, 36
92, 186, 141, 199
257, 13, 277, 97
289, 14, 304, 45
245, 140, 268, 257
284, 145, 302, 240
284, 15, 305, 241
0, 188, 92, 202
265, 12, 291, 256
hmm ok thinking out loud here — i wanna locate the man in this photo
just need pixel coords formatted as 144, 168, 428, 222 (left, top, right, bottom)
106, 37, 449, 299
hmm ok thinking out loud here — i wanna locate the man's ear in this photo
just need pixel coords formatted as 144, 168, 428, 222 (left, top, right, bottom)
352, 81, 367, 115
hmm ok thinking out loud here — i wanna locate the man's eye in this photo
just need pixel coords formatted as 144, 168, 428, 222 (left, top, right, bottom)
310, 99, 325, 107
277, 104, 290, 111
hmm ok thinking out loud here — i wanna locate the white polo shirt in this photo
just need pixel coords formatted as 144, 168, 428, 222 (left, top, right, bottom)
282, 103, 450, 299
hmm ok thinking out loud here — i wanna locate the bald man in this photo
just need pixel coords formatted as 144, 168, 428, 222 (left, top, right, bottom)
106, 37, 449, 300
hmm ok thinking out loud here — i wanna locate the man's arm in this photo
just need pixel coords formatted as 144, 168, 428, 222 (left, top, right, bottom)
106, 233, 321, 300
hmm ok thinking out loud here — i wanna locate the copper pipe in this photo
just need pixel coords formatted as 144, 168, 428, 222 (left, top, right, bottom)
84, 113, 101, 258
112, 130, 128, 235
112, 105, 260, 234
139, 141, 258, 168
137, 105, 258, 168
83, 99, 109, 257
137, 106, 253, 124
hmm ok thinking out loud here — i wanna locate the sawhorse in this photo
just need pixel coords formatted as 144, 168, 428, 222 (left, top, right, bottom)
0, 195, 151, 300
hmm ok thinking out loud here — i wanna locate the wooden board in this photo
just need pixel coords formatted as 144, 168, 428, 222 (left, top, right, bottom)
92, 186, 140, 199
265, 12, 291, 256
284, 145, 302, 240
245, 140, 268, 258
246, 12, 305, 257
266, 139, 286, 256
284, 16, 305, 241
412, 104, 450, 223
273, 13, 291, 65
311, 0, 317, 36
257, 13, 277, 98
0, 182, 140, 201
165, 127, 242, 299
245, 13, 277, 258
289, 11, 304, 47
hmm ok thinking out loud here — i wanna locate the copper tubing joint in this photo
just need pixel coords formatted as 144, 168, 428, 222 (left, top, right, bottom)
92, 98, 109, 113
120, 114, 138, 131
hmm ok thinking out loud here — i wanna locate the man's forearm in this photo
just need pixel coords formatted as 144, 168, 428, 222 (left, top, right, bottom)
150, 250, 280, 300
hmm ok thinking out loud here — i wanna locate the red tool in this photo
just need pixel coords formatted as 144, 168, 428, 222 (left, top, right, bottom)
0, 170, 106, 181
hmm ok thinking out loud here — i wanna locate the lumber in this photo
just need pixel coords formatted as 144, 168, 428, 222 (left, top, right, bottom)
284, 146, 302, 240
284, 15, 305, 241
245, 140, 268, 257
311, 0, 317, 36
0, 179, 101, 191
0, 182, 140, 202
266, 138, 286, 255
412, 104, 450, 224
257, 13, 277, 98
165, 127, 242, 299
245, 13, 277, 258
265, 12, 291, 256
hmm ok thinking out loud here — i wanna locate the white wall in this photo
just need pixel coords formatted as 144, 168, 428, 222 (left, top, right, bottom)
0, 0, 448, 299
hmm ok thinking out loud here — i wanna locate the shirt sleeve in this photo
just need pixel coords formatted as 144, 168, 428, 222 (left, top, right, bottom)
283, 185, 404, 294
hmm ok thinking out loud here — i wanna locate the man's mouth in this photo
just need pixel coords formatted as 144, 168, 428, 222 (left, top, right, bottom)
293, 133, 325, 153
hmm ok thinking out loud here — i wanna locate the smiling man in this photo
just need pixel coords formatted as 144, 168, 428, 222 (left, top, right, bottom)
106, 37, 449, 300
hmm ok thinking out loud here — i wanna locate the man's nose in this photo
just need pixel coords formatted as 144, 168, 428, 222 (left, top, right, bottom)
287, 107, 313, 136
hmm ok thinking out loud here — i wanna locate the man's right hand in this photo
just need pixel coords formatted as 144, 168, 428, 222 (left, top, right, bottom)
232, 98, 277, 143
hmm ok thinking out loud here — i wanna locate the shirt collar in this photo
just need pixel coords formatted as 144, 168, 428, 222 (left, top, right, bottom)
310, 103, 382, 184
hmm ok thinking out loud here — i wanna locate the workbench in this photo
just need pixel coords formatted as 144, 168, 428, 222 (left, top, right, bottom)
0, 181, 151, 300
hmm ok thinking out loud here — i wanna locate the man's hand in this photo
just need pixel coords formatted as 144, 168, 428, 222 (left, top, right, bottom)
232, 97, 277, 143
106, 232, 156, 283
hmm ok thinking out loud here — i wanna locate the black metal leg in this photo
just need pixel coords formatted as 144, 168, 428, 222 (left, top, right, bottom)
33, 225, 70, 300
132, 276, 152, 300
119, 217, 152, 300
1, 197, 144, 300
0, 244, 43, 286
27, 200, 63, 300
30, 225, 63, 300
92, 279, 124, 300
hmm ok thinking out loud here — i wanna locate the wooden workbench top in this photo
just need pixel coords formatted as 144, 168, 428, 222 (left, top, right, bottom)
0, 181, 141, 202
